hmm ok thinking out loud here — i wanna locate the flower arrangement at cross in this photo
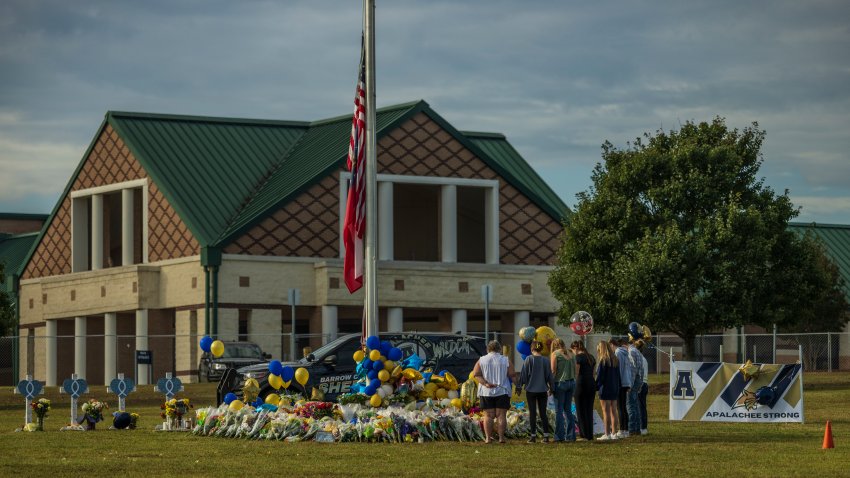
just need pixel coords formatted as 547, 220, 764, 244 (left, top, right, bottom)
81, 399, 108, 423
161, 398, 193, 420
129, 413, 140, 429
31, 398, 51, 419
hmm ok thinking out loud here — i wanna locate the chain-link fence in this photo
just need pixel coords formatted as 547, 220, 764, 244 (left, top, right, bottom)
1, 331, 847, 385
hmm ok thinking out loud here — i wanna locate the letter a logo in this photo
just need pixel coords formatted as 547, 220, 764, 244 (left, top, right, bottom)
672, 370, 696, 400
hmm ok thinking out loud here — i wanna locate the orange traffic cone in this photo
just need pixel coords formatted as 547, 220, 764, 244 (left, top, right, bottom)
822, 421, 834, 449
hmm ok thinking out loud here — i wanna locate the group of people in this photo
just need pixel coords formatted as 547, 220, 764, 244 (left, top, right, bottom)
471, 336, 648, 443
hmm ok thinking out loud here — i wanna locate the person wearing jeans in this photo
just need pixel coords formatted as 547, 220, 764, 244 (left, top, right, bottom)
614, 339, 633, 438
550, 338, 577, 442
627, 339, 645, 435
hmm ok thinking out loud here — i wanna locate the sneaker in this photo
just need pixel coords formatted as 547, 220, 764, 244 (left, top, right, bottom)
597, 434, 611, 441
543, 437, 550, 443
527, 437, 537, 443
615, 431, 628, 439
640, 429, 648, 435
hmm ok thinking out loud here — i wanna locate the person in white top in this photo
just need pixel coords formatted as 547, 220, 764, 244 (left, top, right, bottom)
472, 340, 517, 444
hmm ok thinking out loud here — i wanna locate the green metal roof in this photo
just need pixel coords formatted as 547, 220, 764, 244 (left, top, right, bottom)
0, 232, 39, 293
788, 222, 850, 301
464, 131, 570, 222
107, 112, 309, 246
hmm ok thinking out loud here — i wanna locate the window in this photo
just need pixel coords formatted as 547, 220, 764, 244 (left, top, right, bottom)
238, 310, 249, 342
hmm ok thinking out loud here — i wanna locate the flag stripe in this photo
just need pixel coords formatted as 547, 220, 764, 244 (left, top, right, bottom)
343, 36, 367, 293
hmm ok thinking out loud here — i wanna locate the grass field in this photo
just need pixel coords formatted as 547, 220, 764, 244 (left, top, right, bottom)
1, 373, 847, 477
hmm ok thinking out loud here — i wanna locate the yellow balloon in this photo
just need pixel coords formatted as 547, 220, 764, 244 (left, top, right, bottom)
450, 398, 462, 409
391, 365, 403, 379
210, 340, 225, 358
468, 371, 475, 381
282, 380, 291, 389
353, 350, 365, 363
444, 372, 459, 390
384, 360, 395, 370
228, 399, 244, 411
268, 374, 283, 390
430, 375, 445, 385
369, 349, 381, 361
370, 394, 383, 407
378, 369, 390, 382
295, 367, 309, 386
425, 382, 438, 392
535, 326, 557, 356
402, 368, 423, 381
435, 388, 448, 399
265, 393, 280, 406
245, 378, 260, 390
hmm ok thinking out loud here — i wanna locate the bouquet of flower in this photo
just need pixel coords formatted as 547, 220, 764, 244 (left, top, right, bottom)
161, 398, 192, 420
82, 399, 108, 423
293, 401, 335, 420
129, 413, 140, 429
31, 398, 51, 418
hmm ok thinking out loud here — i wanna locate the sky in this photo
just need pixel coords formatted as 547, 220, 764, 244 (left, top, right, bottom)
1, 0, 849, 224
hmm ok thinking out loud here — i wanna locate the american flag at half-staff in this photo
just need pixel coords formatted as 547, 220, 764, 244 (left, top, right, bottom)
343, 37, 367, 294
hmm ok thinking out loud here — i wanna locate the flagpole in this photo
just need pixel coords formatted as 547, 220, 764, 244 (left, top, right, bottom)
364, 0, 379, 338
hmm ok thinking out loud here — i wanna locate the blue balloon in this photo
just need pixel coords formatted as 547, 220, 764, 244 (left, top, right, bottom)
372, 360, 384, 372
388, 347, 403, 361
200, 335, 213, 353
364, 385, 377, 396
367, 369, 378, 380
402, 353, 424, 371
253, 398, 264, 408
280, 366, 295, 382
423, 372, 433, 383
520, 353, 529, 360
366, 335, 381, 351
438, 370, 448, 376
370, 378, 381, 389
380, 340, 392, 356
223, 392, 237, 405
516, 340, 531, 356
628, 322, 642, 340
268, 360, 283, 376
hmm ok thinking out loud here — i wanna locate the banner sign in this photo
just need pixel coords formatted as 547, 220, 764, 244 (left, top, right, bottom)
669, 361, 803, 423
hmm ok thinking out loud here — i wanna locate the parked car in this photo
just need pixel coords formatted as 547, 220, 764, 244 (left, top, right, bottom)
199, 341, 271, 383
216, 332, 487, 403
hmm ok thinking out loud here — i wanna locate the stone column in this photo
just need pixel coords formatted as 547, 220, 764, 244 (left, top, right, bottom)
45, 319, 57, 386
513, 310, 530, 366
441, 184, 457, 263
378, 181, 394, 261
104, 312, 117, 384
322, 306, 338, 343
136, 309, 149, 385
91, 194, 103, 270
75, 316, 87, 379
451, 309, 467, 335
387, 307, 403, 333
121, 188, 134, 266
485, 186, 499, 264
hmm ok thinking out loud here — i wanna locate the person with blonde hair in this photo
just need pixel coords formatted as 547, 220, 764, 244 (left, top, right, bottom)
550, 338, 577, 442
595, 340, 620, 440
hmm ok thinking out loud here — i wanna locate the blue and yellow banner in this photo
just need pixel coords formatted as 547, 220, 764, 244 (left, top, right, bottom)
669, 361, 803, 423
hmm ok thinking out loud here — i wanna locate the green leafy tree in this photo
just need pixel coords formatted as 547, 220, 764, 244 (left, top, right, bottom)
549, 117, 822, 359
0, 261, 14, 337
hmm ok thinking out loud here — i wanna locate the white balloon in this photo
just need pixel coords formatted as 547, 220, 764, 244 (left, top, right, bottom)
447, 390, 459, 399
440, 398, 451, 407
381, 384, 394, 396
376, 387, 387, 398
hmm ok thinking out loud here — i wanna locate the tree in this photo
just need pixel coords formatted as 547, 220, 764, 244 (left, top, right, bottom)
548, 117, 826, 359
0, 261, 14, 337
